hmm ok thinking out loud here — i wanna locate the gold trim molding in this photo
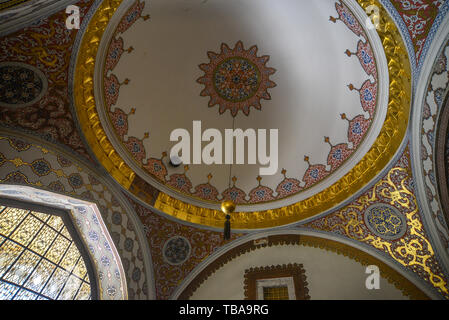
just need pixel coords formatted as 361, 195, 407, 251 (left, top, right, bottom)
74, 0, 135, 190
74, 0, 411, 229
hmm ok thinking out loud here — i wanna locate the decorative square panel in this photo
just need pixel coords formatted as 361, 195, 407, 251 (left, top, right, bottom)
244, 263, 310, 300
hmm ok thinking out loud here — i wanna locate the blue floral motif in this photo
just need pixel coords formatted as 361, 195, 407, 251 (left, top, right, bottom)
428, 131, 434, 145
104, 241, 112, 252
282, 182, 293, 192
332, 149, 343, 160
214, 57, 260, 102
108, 82, 116, 95
116, 115, 125, 127
107, 285, 117, 297
68, 173, 83, 189
163, 236, 190, 265
132, 142, 140, 153
310, 169, 319, 179
112, 212, 122, 225
101, 256, 111, 267
229, 190, 239, 200
363, 88, 373, 101
255, 189, 266, 198
132, 267, 141, 282
124, 238, 134, 252
126, 11, 138, 23
361, 50, 372, 65
176, 177, 186, 187
352, 122, 362, 135
365, 205, 406, 240
153, 163, 162, 172
31, 160, 51, 176
110, 48, 119, 60
91, 214, 99, 225
0, 64, 44, 105
88, 231, 99, 242
342, 12, 355, 26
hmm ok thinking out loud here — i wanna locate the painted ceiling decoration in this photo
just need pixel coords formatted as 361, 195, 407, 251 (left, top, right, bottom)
0, 132, 150, 299
196, 41, 277, 117
304, 145, 449, 298
99, 0, 382, 206
0, 62, 48, 108
0, 0, 448, 301
0, 0, 95, 161
388, 0, 447, 68
435, 94, 449, 226
413, 34, 449, 261
162, 236, 191, 266
74, 0, 411, 230
363, 203, 408, 240
125, 192, 244, 300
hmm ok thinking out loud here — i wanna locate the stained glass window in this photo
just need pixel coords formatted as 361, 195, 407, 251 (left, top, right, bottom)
263, 286, 289, 300
0, 204, 92, 300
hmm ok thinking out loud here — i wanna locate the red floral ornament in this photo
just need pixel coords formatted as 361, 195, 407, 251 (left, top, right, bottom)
197, 41, 276, 117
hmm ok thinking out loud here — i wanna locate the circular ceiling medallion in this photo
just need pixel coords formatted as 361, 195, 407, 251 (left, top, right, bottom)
162, 236, 191, 265
364, 204, 407, 240
0, 62, 48, 108
197, 41, 276, 116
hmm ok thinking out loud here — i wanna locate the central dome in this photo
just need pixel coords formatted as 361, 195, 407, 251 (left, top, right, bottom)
94, 0, 389, 212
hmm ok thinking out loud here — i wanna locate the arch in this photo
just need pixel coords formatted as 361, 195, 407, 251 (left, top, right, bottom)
0, 184, 126, 299
0, 196, 98, 299
410, 11, 449, 276
171, 230, 434, 300
435, 94, 449, 226
0, 130, 155, 299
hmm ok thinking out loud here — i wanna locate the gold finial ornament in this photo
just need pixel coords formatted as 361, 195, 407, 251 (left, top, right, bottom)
221, 200, 236, 215
221, 200, 235, 241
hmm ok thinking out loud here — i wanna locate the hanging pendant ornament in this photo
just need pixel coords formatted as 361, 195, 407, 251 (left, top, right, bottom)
221, 200, 236, 240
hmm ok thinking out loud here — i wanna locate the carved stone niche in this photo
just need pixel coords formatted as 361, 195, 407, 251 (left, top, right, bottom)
244, 263, 310, 300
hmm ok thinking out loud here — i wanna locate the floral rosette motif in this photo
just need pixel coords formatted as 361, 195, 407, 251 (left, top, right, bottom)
197, 41, 277, 117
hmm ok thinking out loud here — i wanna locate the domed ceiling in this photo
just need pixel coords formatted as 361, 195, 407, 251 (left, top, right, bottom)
75, 0, 411, 228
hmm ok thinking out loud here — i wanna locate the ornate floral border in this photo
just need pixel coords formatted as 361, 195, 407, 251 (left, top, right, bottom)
418, 39, 449, 250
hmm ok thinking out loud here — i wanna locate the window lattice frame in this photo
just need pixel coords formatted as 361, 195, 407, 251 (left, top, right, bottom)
244, 263, 310, 300
0, 197, 98, 300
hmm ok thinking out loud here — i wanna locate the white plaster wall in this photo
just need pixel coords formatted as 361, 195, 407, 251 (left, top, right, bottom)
190, 244, 408, 300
